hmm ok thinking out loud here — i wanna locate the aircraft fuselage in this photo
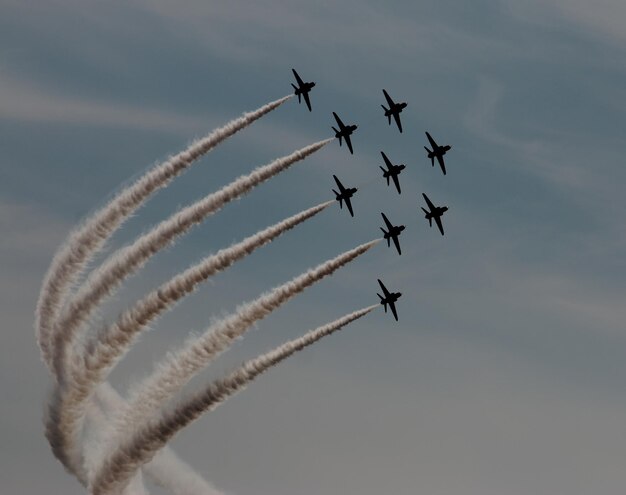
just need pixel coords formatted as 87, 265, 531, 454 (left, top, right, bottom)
425, 206, 448, 219
335, 125, 357, 139
385, 102, 407, 117
338, 188, 357, 199
295, 82, 315, 95
381, 292, 401, 306
429, 144, 451, 157
383, 164, 405, 177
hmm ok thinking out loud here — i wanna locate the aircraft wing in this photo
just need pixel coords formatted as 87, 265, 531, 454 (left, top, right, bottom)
391, 174, 401, 194
377, 279, 391, 298
381, 212, 393, 230
422, 192, 435, 211
392, 235, 401, 255
292, 68, 304, 86
393, 113, 403, 133
434, 215, 445, 236
345, 134, 354, 154
389, 301, 399, 321
382, 89, 394, 107
333, 112, 345, 129
425, 131, 437, 149
436, 155, 447, 175
381, 151, 392, 169
333, 175, 346, 193
345, 196, 354, 217
302, 91, 312, 111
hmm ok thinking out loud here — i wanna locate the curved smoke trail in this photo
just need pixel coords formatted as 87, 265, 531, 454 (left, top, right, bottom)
94, 385, 224, 495
45, 384, 224, 494
46, 201, 332, 474
36, 95, 292, 369
39, 96, 293, 490
91, 305, 377, 495
51, 138, 332, 377
110, 240, 379, 447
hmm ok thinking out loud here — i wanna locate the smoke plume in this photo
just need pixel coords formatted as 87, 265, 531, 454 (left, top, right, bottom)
91, 305, 377, 495
36, 95, 291, 369
51, 138, 332, 377
46, 201, 333, 474
110, 240, 378, 447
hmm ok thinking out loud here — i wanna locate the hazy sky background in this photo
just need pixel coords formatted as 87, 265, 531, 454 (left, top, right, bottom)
1, 1, 626, 493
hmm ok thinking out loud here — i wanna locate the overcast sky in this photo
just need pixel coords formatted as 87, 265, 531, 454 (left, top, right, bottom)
1, 1, 626, 494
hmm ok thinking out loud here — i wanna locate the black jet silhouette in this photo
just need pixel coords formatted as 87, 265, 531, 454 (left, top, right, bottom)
421, 192, 448, 236
381, 89, 407, 133
424, 131, 451, 175
332, 112, 358, 154
380, 212, 405, 255
379, 151, 406, 194
291, 69, 315, 111
332, 174, 358, 217
377, 279, 402, 321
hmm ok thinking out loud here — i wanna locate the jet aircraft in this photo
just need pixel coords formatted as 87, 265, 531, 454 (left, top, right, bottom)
380, 212, 405, 255
381, 89, 407, 133
332, 175, 358, 217
291, 69, 315, 111
332, 112, 358, 154
424, 131, 451, 175
377, 279, 402, 321
379, 151, 406, 194
421, 192, 448, 236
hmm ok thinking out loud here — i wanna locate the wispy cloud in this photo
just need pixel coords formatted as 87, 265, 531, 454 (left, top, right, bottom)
506, 0, 626, 44
0, 72, 207, 133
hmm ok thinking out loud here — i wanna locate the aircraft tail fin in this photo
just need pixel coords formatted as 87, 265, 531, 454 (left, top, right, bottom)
379, 167, 390, 184
380, 228, 390, 246
377, 293, 387, 311
291, 84, 301, 103
381, 105, 391, 124
332, 128, 342, 146
333, 190, 343, 208
381, 105, 391, 125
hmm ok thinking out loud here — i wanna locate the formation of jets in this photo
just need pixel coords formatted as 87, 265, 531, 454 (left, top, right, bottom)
290, 69, 457, 321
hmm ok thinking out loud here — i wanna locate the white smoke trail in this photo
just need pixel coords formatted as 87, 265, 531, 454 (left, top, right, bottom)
39, 95, 295, 491
46, 383, 225, 494
94, 385, 224, 495
91, 305, 377, 495
110, 240, 379, 448
46, 201, 333, 477
36, 95, 292, 369
51, 138, 332, 377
